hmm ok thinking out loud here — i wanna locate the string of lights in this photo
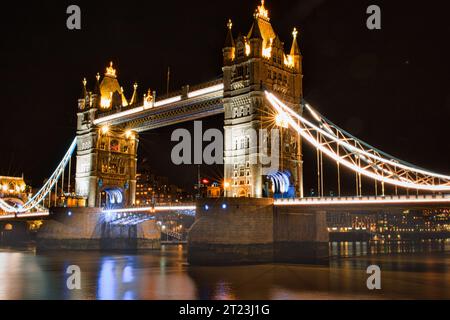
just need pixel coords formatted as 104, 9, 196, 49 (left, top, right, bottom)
266, 91, 450, 192
0, 138, 77, 213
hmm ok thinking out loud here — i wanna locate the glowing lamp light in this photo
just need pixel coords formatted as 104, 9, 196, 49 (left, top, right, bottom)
245, 43, 251, 56
67, 211, 72, 217
222, 204, 227, 210
101, 126, 109, 135
100, 97, 112, 109
256, 0, 270, 21
202, 179, 210, 185
125, 130, 134, 139
284, 55, 294, 68
262, 38, 273, 59
204, 205, 209, 211
105, 61, 117, 78
224, 181, 230, 189
275, 113, 289, 128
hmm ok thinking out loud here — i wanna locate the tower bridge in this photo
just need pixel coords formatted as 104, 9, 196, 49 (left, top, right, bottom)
1, 1, 449, 264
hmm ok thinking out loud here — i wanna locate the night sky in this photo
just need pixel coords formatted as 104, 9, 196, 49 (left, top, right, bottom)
1, 0, 449, 195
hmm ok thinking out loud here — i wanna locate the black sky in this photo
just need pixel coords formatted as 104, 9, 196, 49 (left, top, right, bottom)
0, 0, 449, 194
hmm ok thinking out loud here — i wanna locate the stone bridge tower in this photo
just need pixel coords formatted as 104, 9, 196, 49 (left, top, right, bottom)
223, 1, 304, 198
75, 63, 138, 208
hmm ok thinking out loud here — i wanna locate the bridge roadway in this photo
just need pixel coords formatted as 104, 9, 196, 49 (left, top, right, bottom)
102, 194, 450, 215
0, 203, 196, 221
2, 194, 449, 220
274, 194, 450, 211
0, 211, 49, 220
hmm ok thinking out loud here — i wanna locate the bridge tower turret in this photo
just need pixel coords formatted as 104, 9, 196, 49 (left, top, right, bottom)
75, 63, 138, 208
223, 0, 304, 198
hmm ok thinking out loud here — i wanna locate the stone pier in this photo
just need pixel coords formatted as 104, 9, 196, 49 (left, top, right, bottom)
37, 208, 160, 251
187, 198, 329, 265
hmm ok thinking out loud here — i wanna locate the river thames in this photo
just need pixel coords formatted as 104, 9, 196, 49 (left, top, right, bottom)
0, 241, 449, 300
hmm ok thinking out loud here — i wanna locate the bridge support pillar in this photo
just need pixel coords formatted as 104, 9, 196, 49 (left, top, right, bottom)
187, 198, 329, 265
36, 208, 160, 251
273, 208, 329, 263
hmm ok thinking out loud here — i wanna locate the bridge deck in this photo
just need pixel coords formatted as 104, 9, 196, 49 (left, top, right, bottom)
275, 194, 450, 211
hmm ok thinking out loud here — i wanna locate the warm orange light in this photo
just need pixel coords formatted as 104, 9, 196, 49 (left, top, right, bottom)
256, 0, 270, 21
275, 114, 289, 128
245, 42, 251, 56
100, 96, 112, 109
262, 38, 273, 59
292, 27, 298, 40
284, 55, 294, 68
101, 126, 109, 135
125, 130, 134, 139
105, 61, 117, 78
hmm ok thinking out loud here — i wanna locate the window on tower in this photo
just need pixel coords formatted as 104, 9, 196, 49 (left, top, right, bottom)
110, 140, 120, 152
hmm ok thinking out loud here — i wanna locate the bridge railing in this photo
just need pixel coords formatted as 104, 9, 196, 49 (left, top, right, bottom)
275, 194, 450, 205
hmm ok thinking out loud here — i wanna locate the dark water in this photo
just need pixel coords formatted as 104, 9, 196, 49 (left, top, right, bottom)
0, 241, 450, 300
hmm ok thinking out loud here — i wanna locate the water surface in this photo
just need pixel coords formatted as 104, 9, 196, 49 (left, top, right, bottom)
0, 241, 449, 300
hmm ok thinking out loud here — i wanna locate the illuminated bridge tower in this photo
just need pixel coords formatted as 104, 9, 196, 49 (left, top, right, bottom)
75, 63, 138, 208
223, 1, 304, 198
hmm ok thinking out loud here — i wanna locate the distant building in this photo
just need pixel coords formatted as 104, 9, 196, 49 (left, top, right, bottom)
0, 176, 28, 197
327, 209, 450, 238
0, 176, 30, 214
135, 171, 189, 205
207, 182, 222, 198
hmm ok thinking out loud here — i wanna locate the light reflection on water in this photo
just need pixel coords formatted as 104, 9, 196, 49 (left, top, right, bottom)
0, 241, 449, 300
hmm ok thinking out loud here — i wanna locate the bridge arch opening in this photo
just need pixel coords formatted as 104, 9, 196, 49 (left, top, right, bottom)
267, 171, 296, 199
101, 187, 125, 209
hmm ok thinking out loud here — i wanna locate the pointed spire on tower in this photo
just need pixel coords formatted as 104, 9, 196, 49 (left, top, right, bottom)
248, 14, 263, 40
105, 61, 117, 78
121, 87, 129, 107
80, 77, 88, 99
290, 27, 300, 56
129, 82, 138, 106
144, 88, 154, 108
224, 19, 235, 48
255, 0, 270, 21
94, 73, 101, 95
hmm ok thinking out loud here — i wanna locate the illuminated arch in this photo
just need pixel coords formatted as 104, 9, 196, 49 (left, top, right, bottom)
266, 91, 450, 192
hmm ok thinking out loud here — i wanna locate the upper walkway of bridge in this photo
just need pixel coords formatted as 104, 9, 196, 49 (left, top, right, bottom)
93, 79, 224, 131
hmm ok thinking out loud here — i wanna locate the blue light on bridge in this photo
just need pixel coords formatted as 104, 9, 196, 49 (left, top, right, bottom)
204, 205, 209, 211
67, 211, 72, 217
222, 204, 227, 210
